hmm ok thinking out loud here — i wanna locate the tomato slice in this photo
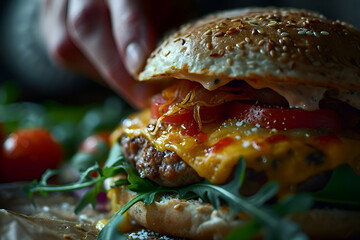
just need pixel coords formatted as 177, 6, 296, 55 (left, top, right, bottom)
207, 137, 235, 154
228, 102, 342, 132
151, 94, 225, 124
152, 94, 342, 133
151, 94, 193, 123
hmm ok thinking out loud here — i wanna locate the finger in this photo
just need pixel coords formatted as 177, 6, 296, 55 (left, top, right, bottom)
40, 0, 100, 79
106, 0, 157, 77
67, 0, 162, 109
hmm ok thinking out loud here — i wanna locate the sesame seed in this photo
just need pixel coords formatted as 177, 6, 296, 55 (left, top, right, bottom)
236, 42, 245, 49
320, 31, 329, 35
225, 45, 233, 51
204, 30, 212, 35
252, 29, 259, 35
306, 31, 312, 35
258, 39, 265, 46
173, 204, 183, 210
227, 58, 233, 66
206, 42, 213, 50
227, 27, 238, 35
297, 30, 306, 35
269, 50, 275, 57
231, 18, 241, 22
282, 37, 290, 42
214, 32, 225, 37
313, 32, 320, 37
268, 20, 277, 27
245, 37, 251, 43
280, 32, 289, 37
260, 48, 266, 55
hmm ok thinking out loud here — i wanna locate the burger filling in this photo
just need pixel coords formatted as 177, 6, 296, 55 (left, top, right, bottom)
112, 80, 360, 196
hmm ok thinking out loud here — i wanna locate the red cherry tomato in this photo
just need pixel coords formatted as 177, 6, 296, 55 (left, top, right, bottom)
0, 128, 63, 182
79, 132, 111, 154
227, 102, 342, 132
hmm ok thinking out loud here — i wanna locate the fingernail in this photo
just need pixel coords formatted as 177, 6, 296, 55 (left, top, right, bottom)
125, 42, 146, 76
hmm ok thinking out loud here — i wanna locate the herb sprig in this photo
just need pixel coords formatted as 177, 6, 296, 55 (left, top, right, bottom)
25, 141, 312, 240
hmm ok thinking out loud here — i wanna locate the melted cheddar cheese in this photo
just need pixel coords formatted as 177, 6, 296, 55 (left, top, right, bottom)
112, 109, 360, 194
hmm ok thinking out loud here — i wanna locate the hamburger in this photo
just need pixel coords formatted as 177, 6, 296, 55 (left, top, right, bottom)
103, 7, 360, 239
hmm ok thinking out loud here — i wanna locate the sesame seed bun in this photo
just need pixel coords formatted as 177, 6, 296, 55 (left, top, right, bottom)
138, 8, 360, 92
108, 185, 360, 239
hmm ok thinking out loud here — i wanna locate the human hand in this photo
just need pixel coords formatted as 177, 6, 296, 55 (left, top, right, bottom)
40, 0, 195, 109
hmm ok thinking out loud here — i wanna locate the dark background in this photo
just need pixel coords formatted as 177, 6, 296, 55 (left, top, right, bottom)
0, 0, 359, 103
196, 0, 359, 29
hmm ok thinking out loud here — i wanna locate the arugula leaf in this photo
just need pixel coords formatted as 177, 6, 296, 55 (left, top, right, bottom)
75, 181, 104, 214
25, 141, 311, 240
97, 212, 128, 240
225, 220, 261, 240
23, 159, 123, 213
226, 194, 312, 240
273, 193, 313, 217
313, 164, 360, 206
98, 147, 310, 240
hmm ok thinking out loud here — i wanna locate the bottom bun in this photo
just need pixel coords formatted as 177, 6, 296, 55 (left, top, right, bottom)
107, 185, 360, 240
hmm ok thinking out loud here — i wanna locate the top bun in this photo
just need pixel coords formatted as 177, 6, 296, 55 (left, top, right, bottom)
139, 8, 360, 91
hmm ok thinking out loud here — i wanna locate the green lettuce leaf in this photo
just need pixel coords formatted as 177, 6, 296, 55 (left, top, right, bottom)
313, 164, 360, 206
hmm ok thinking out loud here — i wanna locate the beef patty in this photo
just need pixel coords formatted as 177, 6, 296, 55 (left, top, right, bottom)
119, 134, 331, 191
120, 135, 203, 187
